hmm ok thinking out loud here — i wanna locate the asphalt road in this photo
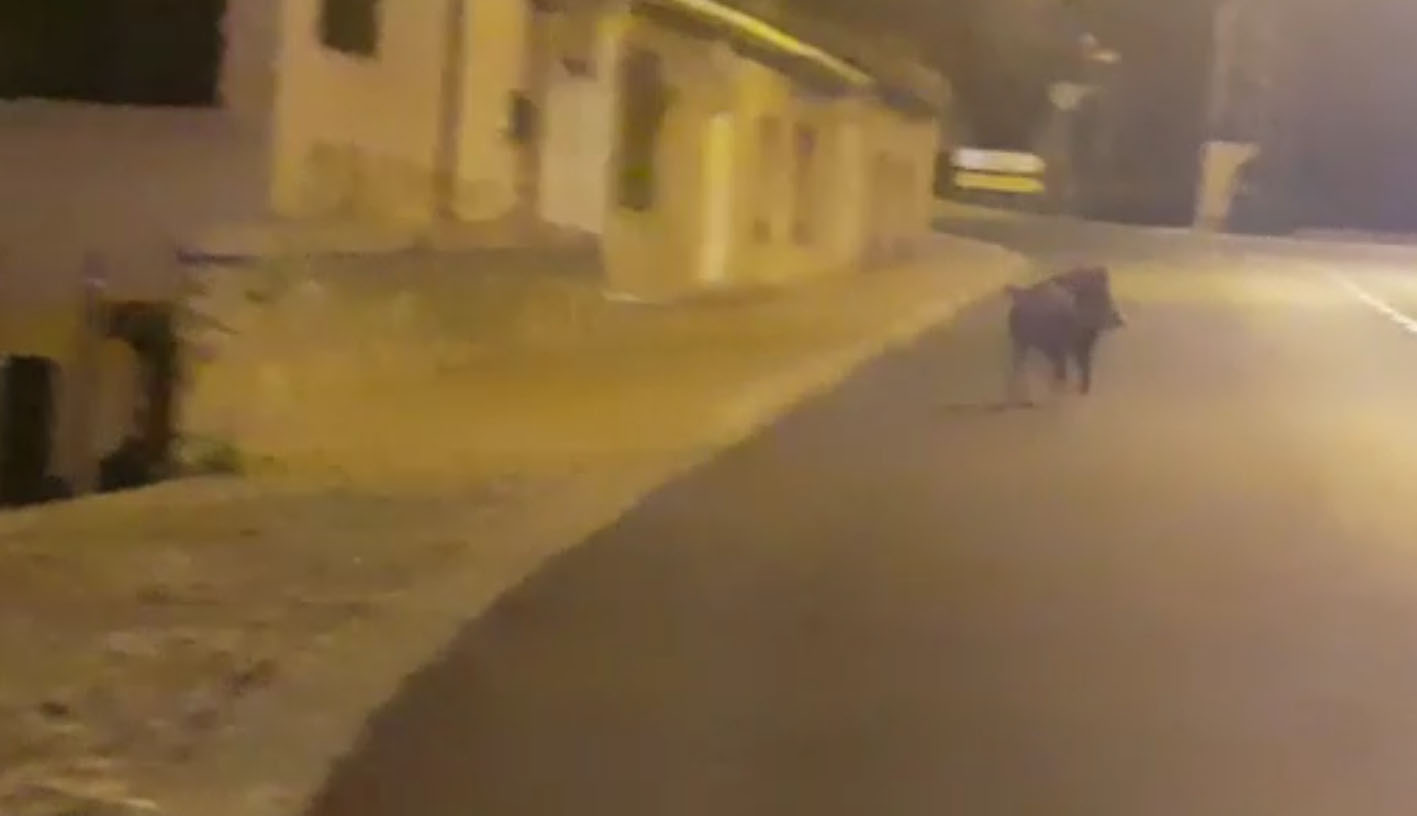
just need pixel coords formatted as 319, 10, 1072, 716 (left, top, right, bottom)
305, 223, 1417, 816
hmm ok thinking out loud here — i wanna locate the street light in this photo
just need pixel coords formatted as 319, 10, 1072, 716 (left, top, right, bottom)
1080, 33, 1121, 65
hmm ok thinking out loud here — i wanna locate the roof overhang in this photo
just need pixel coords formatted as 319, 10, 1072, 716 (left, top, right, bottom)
875, 82, 941, 120
631, 0, 946, 118
633, 0, 873, 93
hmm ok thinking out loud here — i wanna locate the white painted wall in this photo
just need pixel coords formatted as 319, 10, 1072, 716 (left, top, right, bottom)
830, 115, 868, 266
1195, 140, 1258, 229
221, 0, 281, 128
539, 67, 615, 233
698, 112, 736, 285
537, 14, 622, 235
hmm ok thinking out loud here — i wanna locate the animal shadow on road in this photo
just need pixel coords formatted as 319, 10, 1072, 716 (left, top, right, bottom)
935, 399, 1038, 415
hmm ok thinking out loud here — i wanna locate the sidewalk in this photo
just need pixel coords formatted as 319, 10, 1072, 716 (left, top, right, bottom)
0, 234, 1025, 816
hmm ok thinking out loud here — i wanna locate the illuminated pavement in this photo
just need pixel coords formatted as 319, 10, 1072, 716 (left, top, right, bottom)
305, 223, 1417, 816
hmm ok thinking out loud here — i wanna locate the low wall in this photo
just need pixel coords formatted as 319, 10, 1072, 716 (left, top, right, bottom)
176, 246, 605, 483
0, 286, 176, 504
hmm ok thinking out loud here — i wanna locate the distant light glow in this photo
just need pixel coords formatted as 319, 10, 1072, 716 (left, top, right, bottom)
953, 171, 1046, 195
952, 148, 1046, 175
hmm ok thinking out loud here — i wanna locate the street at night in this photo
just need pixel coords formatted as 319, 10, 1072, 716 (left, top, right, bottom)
305, 219, 1417, 816
11, 0, 1417, 813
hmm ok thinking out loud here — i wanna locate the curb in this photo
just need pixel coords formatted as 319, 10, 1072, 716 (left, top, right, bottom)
717, 271, 1014, 441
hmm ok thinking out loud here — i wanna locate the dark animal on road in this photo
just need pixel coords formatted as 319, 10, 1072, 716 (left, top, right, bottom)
1005, 265, 1124, 400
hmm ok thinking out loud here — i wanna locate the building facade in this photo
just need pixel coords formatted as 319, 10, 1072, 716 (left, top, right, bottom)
269, 0, 946, 299
2, 0, 945, 502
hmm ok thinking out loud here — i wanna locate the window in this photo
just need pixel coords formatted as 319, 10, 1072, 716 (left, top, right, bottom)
2, 0, 226, 106
871, 152, 891, 253
933, 150, 952, 198
754, 116, 782, 242
617, 49, 670, 211
792, 124, 818, 244
320, 0, 381, 57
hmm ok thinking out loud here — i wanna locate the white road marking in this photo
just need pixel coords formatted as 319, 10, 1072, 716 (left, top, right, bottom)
1334, 274, 1417, 336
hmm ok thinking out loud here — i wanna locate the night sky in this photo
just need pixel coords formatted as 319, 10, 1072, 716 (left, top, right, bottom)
946, 0, 1417, 230
1284, 0, 1417, 230
6, 0, 1417, 229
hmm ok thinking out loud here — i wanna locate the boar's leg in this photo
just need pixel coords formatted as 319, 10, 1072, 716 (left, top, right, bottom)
1072, 330, 1099, 394
1008, 336, 1030, 404
1046, 345, 1069, 392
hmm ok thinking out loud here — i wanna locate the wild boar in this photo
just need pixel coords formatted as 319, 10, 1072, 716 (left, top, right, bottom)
1005, 265, 1124, 399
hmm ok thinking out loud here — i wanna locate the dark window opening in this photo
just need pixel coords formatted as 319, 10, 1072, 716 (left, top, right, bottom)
0, 0, 227, 107
755, 116, 782, 242
99, 304, 179, 494
617, 48, 671, 212
321, 0, 381, 56
934, 150, 952, 198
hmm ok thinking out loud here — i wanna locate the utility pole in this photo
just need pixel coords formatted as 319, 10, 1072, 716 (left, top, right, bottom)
1204, 0, 1240, 140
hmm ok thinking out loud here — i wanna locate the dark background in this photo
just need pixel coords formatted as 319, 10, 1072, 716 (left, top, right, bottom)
0, 0, 226, 106
5, 0, 1417, 232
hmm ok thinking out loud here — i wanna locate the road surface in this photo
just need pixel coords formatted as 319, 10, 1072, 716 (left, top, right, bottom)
305, 220, 1417, 816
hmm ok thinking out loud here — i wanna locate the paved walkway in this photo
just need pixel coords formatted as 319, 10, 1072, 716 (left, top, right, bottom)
0, 236, 1020, 816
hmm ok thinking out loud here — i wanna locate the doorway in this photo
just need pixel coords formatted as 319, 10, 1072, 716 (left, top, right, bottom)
0, 356, 63, 506
699, 112, 736, 286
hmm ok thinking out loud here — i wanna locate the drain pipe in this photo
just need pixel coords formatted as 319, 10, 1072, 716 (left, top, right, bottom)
434, 0, 468, 221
